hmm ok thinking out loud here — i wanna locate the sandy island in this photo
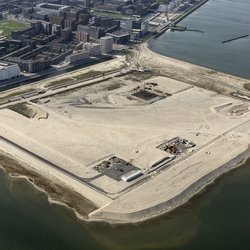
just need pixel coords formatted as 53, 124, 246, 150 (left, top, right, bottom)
0, 43, 250, 223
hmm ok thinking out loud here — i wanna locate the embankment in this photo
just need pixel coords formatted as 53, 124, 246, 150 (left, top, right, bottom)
0, 151, 97, 218
89, 146, 250, 223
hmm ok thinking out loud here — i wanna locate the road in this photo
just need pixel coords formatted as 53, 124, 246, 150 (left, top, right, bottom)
0, 67, 134, 109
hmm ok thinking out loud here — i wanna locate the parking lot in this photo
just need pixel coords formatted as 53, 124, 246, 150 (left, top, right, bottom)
93, 156, 140, 181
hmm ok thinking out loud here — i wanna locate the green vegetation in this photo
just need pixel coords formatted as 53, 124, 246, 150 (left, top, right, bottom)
243, 83, 250, 91
74, 70, 103, 81
125, 70, 157, 82
207, 70, 217, 75
0, 89, 35, 103
156, 0, 169, 4
123, 49, 135, 62
0, 20, 28, 37
105, 82, 124, 91
93, 10, 128, 20
47, 78, 74, 87
9, 103, 35, 118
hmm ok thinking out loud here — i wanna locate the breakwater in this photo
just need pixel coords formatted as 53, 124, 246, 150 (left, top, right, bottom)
90, 146, 250, 223
153, 0, 209, 38
172, 0, 209, 25
222, 34, 249, 44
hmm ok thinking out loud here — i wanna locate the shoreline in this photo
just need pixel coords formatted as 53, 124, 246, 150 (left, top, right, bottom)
0, 151, 97, 220
140, 42, 250, 96
147, 39, 250, 82
0, 145, 249, 225
0, 44, 250, 223
7, 172, 88, 222
0, 17, 250, 224
153, 0, 210, 38
88, 146, 250, 223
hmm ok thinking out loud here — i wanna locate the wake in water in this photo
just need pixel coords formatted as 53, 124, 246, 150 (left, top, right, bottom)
186, 28, 205, 33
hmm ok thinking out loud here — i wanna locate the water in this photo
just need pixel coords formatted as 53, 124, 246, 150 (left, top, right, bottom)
1, 159, 250, 250
149, 0, 250, 79
1, 0, 250, 249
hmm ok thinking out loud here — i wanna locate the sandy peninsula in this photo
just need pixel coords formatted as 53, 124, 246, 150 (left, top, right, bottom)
0, 43, 250, 223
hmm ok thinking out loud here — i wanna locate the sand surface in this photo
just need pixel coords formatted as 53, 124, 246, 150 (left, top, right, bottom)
0, 44, 250, 222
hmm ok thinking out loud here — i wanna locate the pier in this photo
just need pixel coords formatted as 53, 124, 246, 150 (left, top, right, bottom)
153, 0, 209, 39
170, 25, 186, 31
222, 34, 249, 44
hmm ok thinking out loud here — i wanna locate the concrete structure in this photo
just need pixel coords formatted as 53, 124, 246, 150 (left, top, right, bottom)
36, 3, 70, 16
82, 43, 101, 57
0, 62, 20, 81
68, 50, 90, 63
106, 31, 130, 44
100, 36, 113, 54
77, 24, 105, 39
61, 28, 72, 42
121, 170, 143, 182
76, 31, 89, 42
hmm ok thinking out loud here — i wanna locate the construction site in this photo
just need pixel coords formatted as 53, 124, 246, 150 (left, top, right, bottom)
0, 44, 250, 223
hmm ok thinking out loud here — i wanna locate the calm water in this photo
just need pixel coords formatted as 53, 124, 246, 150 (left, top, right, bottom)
1, 159, 250, 250
149, 0, 250, 79
1, 0, 250, 249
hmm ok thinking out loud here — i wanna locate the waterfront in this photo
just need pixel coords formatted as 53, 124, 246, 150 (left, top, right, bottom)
1, 159, 250, 249
1, 0, 250, 249
149, 0, 250, 79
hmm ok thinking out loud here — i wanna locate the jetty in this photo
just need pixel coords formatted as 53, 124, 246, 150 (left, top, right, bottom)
170, 25, 186, 32
222, 34, 249, 44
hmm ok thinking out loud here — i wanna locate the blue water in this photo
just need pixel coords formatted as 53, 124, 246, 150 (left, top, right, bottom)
149, 0, 250, 79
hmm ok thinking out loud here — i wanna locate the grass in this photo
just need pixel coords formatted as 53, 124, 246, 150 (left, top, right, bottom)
0, 20, 28, 37
74, 70, 103, 81
0, 88, 35, 103
47, 78, 74, 87
243, 83, 250, 91
123, 49, 135, 62
93, 10, 129, 20
156, 0, 169, 4
8, 103, 34, 118
46, 71, 104, 88
125, 70, 157, 82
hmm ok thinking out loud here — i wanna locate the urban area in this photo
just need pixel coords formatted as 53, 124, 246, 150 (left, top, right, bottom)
0, 0, 198, 84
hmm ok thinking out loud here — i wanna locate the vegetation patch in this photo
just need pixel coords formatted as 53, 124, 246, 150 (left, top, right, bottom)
74, 70, 103, 81
105, 82, 124, 91
156, 0, 169, 4
47, 78, 74, 87
243, 83, 250, 91
93, 10, 128, 20
125, 70, 158, 82
0, 152, 97, 216
8, 103, 35, 118
0, 20, 28, 37
0, 89, 34, 103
